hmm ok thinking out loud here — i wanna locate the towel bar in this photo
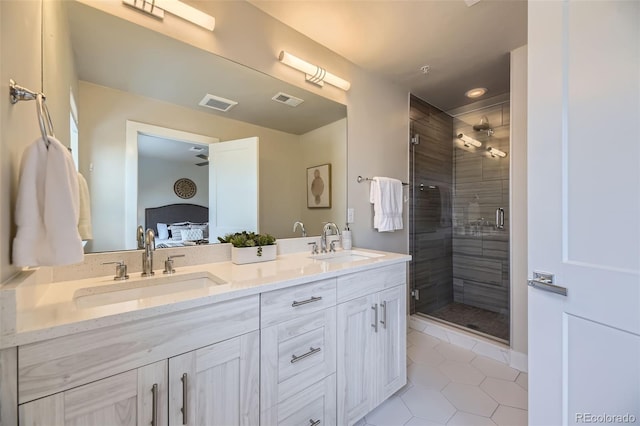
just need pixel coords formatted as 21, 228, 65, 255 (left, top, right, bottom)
357, 175, 409, 186
9, 79, 56, 146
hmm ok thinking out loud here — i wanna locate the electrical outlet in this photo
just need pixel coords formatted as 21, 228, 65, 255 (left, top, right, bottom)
347, 208, 354, 223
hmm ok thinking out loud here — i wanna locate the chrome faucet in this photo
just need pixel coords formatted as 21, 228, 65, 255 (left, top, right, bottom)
293, 221, 307, 237
321, 222, 341, 253
141, 228, 155, 277
136, 225, 145, 249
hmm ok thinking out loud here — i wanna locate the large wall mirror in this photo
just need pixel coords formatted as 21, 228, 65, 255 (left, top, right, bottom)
42, 0, 347, 253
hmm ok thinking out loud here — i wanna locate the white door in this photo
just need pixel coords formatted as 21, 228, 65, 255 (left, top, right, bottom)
209, 137, 259, 240
528, 2, 639, 426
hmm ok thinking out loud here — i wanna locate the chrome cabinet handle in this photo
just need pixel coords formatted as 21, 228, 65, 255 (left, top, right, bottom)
309, 419, 321, 426
380, 301, 387, 329
291, 346, 321, 363
292, 296, 322, 307
181, 373, 188, 425
151, 383, 158, 426
371, 304, 378, 332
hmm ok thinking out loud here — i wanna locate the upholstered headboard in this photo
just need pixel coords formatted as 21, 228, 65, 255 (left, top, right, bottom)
145, 204, 209, 236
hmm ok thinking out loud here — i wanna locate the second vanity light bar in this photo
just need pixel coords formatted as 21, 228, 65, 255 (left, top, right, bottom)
123, 0, 215, 31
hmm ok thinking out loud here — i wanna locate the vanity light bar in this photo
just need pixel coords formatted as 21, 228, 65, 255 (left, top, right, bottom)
278, 51, 351, 91
457, 133, 482, 148
123, 0, 215, 31
487, 147, 507, 158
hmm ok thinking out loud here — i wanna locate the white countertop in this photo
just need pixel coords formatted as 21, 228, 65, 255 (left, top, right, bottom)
0, 248, 410, 348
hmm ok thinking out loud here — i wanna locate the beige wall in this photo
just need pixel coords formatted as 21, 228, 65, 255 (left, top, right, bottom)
348, 77, 410, 253
0, 1, 43, 283
300, 118, 347, 237
79, 81, 303, 252
42, 0, 78, 148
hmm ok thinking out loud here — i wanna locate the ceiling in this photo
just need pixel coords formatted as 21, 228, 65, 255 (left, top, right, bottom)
249, 0, 528, 111
138, 134, 209, 165
66, 2, 346, 135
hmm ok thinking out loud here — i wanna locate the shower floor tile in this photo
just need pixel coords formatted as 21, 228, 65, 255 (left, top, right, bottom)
428, 302, 509, 342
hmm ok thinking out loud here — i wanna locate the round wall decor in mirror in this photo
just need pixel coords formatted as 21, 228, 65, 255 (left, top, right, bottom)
174, 178, 197, 199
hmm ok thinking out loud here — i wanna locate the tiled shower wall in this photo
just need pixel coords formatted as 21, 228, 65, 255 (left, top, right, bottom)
409, 96, 454, 314
452, 103, 510, 315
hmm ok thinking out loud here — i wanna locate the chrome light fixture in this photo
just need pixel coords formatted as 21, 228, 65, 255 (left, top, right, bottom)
487, 147, 507, 158
278, 51, 351, 91
457, 133, 482, 148
123, 0, 215, 31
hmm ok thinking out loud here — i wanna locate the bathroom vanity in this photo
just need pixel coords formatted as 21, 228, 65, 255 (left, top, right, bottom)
0, 247, 409, 426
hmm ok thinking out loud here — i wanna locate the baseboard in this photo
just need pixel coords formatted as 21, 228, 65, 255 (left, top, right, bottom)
408, 314, 528, 373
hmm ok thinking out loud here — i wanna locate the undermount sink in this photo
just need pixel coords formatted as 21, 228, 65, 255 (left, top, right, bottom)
310, 250, 384, 264
73, 271, 227, 309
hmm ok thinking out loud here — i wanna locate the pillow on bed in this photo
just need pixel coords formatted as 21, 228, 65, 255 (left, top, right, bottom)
189, 223, 209, 239
180, 228, 203, 242
156, 223, 169, 240
168, 224, 190, 241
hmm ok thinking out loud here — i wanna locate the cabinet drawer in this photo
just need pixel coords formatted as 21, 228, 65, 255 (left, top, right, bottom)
261, 308, 336, 410
261, 374, 336, 426
18, 295, 259, 403
337, 263, 406, 303
261, 278, 336, 327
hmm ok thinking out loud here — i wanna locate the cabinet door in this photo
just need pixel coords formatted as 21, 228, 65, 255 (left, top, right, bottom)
377, 285, 407, 401
263, 374, 336, 426
19, 361, 167, 426
337, 294, 377, 426
169, 331, 259, 426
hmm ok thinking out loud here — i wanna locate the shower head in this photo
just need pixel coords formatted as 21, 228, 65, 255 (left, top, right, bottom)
473, 116, 492, 132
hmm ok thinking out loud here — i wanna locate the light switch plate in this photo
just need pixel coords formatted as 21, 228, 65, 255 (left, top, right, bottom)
347, 208, 354, 223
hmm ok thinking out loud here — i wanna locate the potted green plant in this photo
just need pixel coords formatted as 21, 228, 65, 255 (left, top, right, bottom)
218, 231, 277, 264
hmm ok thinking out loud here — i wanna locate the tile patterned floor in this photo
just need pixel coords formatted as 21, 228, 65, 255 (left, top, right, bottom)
356, 329, 528, 426
428, 303, 510, 342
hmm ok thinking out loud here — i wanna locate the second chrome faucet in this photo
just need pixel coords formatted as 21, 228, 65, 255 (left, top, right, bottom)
321, 222, 341, 253
138, 226, 155, 277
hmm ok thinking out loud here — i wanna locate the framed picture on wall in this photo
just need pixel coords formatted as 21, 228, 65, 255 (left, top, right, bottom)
307, 163, 331, 208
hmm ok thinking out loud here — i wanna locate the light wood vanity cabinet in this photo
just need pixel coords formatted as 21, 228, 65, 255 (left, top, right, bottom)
19, 332, 259, 426
10, 261, 408, 426
260, 278, 337, 426
20, 360, 167, 426
336, 266, 407, 426
168, 331, 259, 426
16, 295, 260, 426
259, 263, 407, 426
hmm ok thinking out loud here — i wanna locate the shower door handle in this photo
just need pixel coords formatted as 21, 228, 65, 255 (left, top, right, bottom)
495, 208, 505, 229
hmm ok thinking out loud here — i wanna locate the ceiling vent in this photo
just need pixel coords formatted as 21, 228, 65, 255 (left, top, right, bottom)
198, 94, 238, 112
272, 92, 304, 107
195, 153, 209, 166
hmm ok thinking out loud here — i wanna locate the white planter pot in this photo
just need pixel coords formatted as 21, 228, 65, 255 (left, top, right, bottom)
231, 245, 277, 265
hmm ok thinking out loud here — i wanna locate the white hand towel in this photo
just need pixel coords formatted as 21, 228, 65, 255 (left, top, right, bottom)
369, 177, 403, 232
13, 137, 84, 267
77, 172, 93, 240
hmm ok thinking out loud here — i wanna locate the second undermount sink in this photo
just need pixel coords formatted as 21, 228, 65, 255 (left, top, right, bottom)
310, 250, 384, 264
73, 271, 227, 309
